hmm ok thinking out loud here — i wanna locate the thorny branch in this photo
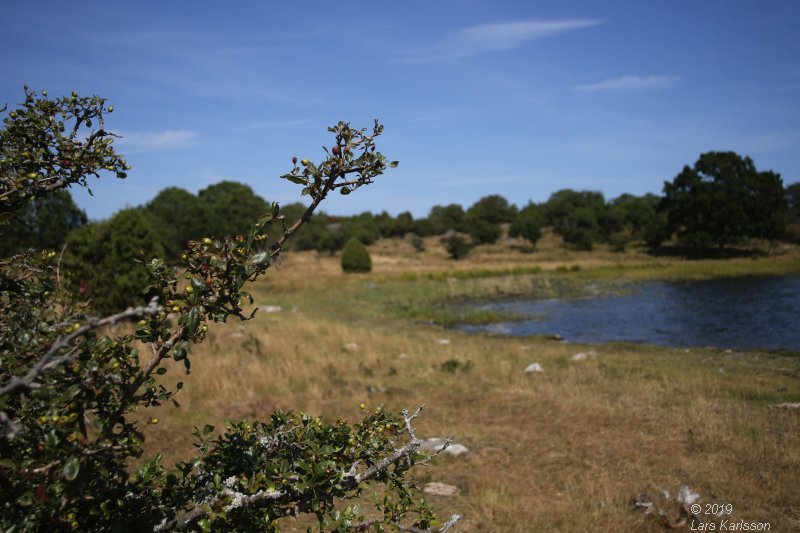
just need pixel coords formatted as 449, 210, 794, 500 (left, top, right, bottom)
0, 297, 162, 399
0, 297, 162, 438
159, 406, 460, 532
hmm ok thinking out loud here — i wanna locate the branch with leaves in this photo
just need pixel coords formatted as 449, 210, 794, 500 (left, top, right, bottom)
0, 89, 457, 531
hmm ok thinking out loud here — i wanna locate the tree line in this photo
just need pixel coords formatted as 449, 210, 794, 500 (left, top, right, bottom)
1, 151, 796, 313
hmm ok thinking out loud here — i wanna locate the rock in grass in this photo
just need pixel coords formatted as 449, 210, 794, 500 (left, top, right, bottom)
423, 482, 460, 497
770, 402, 800, 410
571, 350, 597, 362
524, 362, 544, 373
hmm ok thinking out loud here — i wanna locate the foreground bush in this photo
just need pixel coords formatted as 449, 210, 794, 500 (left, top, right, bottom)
0, 89, 458, 531
341, 237, 372, 273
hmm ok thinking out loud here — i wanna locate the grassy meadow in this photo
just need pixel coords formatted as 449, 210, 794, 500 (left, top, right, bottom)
141, 233, 800, 531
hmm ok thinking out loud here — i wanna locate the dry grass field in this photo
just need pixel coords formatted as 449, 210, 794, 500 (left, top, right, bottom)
141, 235, 800, 531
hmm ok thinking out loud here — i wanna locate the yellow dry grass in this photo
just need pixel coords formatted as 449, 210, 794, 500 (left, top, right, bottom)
142, 238, 800, 531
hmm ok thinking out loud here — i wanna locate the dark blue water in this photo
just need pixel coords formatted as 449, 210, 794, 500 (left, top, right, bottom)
457, 275, 800, 351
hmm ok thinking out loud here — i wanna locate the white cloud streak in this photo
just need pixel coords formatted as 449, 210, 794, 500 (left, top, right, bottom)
398, 19, 602, 64
117, 130, 198, 151
573, 75, 680, 92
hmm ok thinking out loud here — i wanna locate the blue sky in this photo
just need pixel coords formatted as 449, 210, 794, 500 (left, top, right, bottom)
2, 0, 799, 220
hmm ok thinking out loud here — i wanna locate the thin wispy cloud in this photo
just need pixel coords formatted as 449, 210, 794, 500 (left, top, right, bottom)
117, 130, 198, 152
573, 75, 680, 92
235, 118, 314, 132
398, 19, 601, 64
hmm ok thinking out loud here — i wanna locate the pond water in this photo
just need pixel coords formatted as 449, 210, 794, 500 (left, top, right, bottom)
456, 275, 800, 351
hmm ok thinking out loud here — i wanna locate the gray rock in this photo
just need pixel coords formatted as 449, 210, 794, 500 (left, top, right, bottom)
524, 362, 544, 373
423, 482, 460, 497
571, 350, 597, 362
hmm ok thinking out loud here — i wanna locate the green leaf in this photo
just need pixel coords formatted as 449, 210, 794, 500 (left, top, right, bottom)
281, 173, 308, 185
186, 307, 200, 335
191, 278, 206, 294
203, 424, 214, 436
198, 518, 212, 532
340, 188, 351, 195
250, 251, 269, 267
63, 457, 80, 481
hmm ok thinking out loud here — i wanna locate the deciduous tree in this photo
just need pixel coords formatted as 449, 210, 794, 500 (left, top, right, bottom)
661, 151, 787, 249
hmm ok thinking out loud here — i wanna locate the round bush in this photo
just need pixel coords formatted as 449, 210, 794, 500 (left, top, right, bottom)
341, 237, 372, 272
442, 234, 471, 260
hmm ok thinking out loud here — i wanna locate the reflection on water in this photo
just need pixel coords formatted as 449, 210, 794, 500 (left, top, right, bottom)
457, 275, 800, 351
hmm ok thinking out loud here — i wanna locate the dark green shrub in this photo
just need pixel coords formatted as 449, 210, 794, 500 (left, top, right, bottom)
411, 234, 426, 252
341, 237, 372, 272
609, 232, 629, 252
442, 234, 471, 260
509, 204, 543, 250
0, 189, 87, 257
440, 359, 474, 373
465, 217, 501, 244
143, 187, 209, 261
62, 208, 165, 314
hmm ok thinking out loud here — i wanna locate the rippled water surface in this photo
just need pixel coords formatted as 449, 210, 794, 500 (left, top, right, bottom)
457, 275, 800, 351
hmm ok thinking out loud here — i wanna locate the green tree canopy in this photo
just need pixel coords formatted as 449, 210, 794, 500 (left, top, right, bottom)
466, 194, 517, 225
661, 151, 787, 248
427, 203, 465, 234
143, 186, 208, 261
337, 211, 381, 245
610, 193, 660, 236
508, 202, 544, 250
542, 190, 605, 249
63, 208, 165, 313
0, 189, 86, 257
198, 180, 270, 238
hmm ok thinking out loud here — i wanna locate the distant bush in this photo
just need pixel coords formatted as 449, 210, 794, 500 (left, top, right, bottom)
440, 359, 474, 373
442, 234, 471, 260
63, 208, 164, 314
0, 189, 87, 257
609, 232, 629, 252
465, 217, 501, 244
509, 203, 543, 250
341, 237, 372, 272
411, 234, 426, 252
